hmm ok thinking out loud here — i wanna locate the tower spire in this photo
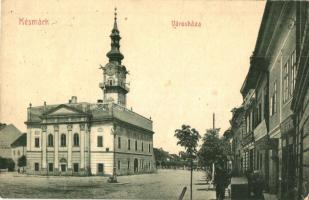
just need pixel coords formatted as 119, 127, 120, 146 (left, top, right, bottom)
106, 7, 124, 64
113, 7, 118, 30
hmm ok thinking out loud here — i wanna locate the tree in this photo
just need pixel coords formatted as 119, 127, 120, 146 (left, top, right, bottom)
198, 128, 232, 169
153, 148, 169, 168
18, 155, 27, 172
175, 125, 201, 200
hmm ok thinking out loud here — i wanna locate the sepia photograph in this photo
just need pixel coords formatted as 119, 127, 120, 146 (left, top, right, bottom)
0, 0, 308, 199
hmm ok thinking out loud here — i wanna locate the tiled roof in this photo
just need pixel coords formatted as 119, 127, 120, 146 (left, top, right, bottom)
27, 102, 153, 132
11, 133, 27, 147
0, 124, 22, 158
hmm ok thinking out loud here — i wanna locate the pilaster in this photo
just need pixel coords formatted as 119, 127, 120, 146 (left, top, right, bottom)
80, 124, 85, 169
42, 125, 47, 170
54, 125, 59, 171
67, 124, 73, 171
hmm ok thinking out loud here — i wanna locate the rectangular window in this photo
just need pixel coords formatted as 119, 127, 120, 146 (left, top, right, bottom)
149, 144, 151, 152
270, 81, 277, 116
118, 160, 120, 170
283, 62, 289, 103
291, 50, 297, 95
270, 96, 273, 116
118, 137, 121, 149
127, 160, 130, 170
97, 136, 103, 147
260, 154, 263, 170
246, 115, 250, 133
264, 86, 268, 119
34, 163, 39, 171
142, 142, 144, 152
256, 151, 260, 170
98, 163, 104, 173
73, 163, 79, 172
135, 140, 138, 151
128, 139, 131, 150
48, 163, 53, 172
35, 138, 40, 148
258, 103, 262, 123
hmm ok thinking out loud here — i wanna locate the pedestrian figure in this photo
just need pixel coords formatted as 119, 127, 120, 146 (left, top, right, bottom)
205, 169, 211, 184
213, 162, 230, 200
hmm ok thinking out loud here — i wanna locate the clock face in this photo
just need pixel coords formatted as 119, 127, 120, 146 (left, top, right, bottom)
105, 63, 115, 76
106, 67, 114, 76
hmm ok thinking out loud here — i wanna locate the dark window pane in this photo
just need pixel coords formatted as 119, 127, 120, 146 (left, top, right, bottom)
97, 136, 103, 147
35, 138, 40, 147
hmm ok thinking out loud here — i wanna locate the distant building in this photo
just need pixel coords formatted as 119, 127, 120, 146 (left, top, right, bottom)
25, 10, 155, 176
0, 124, 22, 159
229, 106, 246, 176
11, 133, 27, 171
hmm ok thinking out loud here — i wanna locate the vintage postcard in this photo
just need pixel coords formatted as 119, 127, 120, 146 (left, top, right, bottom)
0, 0, 308, 199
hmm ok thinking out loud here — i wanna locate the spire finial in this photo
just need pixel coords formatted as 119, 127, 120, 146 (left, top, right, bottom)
113, 7, 118, 30
114, 7, 117, 22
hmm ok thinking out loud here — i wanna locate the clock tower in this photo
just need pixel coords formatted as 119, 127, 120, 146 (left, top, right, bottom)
100, 8, 129, 107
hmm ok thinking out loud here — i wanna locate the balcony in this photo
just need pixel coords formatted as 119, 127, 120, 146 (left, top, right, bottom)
99, 82, 130, 93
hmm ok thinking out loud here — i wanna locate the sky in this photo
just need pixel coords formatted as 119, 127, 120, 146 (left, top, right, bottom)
0, 0, 266, 154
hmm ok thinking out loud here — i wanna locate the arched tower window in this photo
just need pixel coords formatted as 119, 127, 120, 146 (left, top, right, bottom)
61, 134, 66, 147
48, 134, 53, 147
73, 133, 79, 146
108, 79, 113, 86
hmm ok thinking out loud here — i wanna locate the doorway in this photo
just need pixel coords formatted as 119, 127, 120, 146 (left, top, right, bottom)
61, 164, 66, 172
134, 158, 138, 173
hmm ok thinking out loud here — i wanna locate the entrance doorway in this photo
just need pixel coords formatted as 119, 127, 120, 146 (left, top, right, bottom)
61, 164, 66, 172
134, 158, 138, 173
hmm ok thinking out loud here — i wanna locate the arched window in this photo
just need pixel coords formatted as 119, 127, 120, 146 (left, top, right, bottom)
61, 134, 66, 147
48, 134, 53, 147
73, 133, 79, 146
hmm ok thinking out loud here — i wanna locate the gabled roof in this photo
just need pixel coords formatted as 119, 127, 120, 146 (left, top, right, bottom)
11, 133, 27, 148
42, 104, 87, 116
0, 124, 22, 150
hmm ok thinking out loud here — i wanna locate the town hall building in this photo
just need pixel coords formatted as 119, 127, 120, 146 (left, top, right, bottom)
25, 10, 155, 176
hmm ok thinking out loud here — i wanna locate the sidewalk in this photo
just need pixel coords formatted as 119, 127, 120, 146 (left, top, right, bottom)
263, 193, 278, 200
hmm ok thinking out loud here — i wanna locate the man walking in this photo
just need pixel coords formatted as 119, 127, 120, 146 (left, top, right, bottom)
213, 162, 230, 200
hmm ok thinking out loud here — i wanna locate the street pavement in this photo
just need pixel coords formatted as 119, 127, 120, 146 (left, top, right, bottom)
0, 169, 224, 199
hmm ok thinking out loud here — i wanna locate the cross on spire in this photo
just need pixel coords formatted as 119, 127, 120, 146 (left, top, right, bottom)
114, 7, 117, 22
113, 7, 118, 31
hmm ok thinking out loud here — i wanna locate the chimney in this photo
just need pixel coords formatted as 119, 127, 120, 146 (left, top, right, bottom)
71, 96, 77, 104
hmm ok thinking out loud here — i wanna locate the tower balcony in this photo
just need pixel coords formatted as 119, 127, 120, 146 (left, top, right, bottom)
99, 82, 130, 93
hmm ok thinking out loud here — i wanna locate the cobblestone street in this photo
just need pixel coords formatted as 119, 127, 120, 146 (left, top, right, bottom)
0, 169, 219, 199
